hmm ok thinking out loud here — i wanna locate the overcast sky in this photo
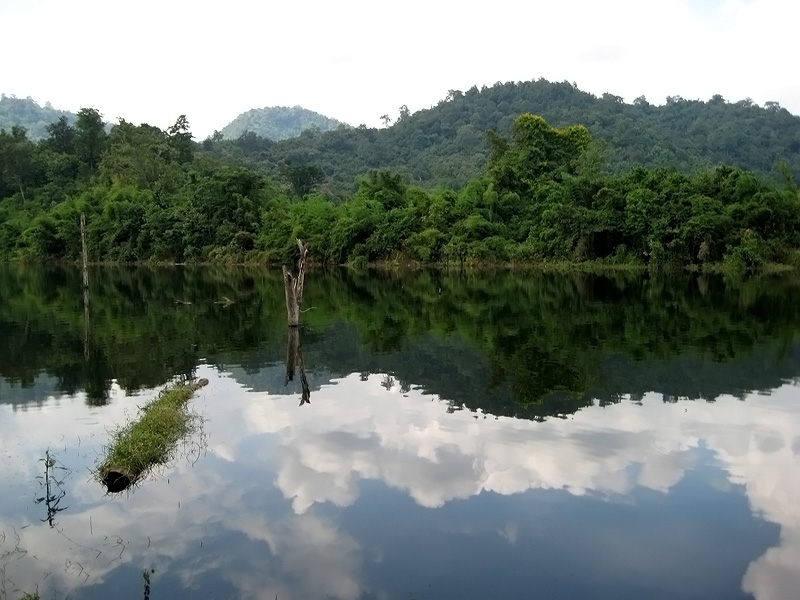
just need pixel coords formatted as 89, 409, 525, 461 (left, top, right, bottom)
0, 0, 797, 138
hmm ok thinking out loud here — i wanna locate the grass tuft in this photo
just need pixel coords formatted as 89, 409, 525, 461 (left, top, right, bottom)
96, 380, 207, 491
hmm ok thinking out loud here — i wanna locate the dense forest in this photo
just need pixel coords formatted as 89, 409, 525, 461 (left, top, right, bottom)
203, 79, 800, 192
219, 105, 346, 141
1, 85, 800, 269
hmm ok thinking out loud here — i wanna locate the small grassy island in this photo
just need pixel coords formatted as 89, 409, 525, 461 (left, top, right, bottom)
2, 84, 799, 272
97, 379, 207, 492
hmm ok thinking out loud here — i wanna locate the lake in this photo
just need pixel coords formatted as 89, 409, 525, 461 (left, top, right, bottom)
1, 266, 799, 600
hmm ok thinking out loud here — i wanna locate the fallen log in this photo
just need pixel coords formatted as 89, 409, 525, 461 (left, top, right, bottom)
97, 379, 208, 493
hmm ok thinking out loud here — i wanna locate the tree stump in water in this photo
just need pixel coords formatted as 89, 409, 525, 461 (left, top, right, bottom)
282, 239, 308, 327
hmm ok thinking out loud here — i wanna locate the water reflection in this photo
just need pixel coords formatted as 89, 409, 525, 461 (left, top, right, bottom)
285, 327, 311, 406
1, 267, 800, 599
0, 368, 798, 599
2, 266, 800, 418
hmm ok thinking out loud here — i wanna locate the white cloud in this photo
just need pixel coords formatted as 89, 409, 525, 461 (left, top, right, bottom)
0, 0, 796, 137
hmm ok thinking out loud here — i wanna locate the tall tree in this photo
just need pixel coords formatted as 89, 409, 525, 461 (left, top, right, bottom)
282, 163, 325, 198
74, 108, 107, 173
167, 115, 193, 164
100, 120, 174, 189
0, 125, 37, 202
45, 116, 76, 155
489, 113, 591, 193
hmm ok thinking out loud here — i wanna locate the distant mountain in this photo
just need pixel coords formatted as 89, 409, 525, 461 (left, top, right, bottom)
0, 94, 76, 140
203, 79, 800, 193
219, 105, 346, 141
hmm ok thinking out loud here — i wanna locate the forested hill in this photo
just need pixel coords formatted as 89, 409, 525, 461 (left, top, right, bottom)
3, 106, 800, 272
202, 79, 800, 193
219, 105, 346, 141
0, 95, 76, 140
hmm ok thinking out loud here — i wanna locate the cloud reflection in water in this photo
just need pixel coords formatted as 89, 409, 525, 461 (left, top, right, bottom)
0, 367, 798, 599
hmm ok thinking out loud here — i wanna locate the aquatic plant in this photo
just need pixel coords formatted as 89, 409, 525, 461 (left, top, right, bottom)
96, 379, 208, 492
35, 449, 68, 527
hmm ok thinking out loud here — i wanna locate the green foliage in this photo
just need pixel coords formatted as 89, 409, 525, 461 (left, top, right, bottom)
99, 120, 182, 189
20, 214, 65, 258
167, 115, 194, 164
488, 114, 591, 194
2, 106, 800, 272
201, 78, 800, 194
0, 125, 41, 201
406, 228, 446, 261
282, 163, 325, 198
97, 381, 202, 488
74, 108, 107, 174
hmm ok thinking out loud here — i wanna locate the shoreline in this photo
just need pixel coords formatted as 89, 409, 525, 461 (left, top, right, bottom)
1, 257, 797, 275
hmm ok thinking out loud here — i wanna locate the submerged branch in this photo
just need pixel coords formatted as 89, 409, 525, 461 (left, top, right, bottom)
285, 327, 311, 406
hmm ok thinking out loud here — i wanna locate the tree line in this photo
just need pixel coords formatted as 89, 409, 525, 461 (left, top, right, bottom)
1, 106, 799, 269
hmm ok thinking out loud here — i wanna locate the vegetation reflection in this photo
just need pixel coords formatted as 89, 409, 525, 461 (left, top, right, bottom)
1, 266, 800, 418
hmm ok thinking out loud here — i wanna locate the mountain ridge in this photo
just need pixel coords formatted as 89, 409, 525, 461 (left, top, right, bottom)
5, 78, 800, 193
204, 79, 800, 192
219, 105, 346, 141
0, 94, 76, 140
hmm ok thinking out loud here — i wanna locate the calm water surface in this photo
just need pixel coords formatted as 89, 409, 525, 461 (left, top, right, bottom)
1, 266, 799, 599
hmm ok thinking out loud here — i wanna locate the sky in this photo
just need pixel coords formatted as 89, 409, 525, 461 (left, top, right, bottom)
0, 0, 797, 139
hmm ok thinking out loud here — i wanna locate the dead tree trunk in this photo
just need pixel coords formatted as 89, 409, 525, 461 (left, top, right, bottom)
14, 175, 26, 204
83, 289, 90, 361
81, 213, 90, 360
285, 326, 311, 406
80, 213, 89, 290
282, 239, 308, 327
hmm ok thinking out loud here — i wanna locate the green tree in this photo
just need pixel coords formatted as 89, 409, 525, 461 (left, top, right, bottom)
74, 108, 107, 173
488, 114, 591, 194
282, 163, 325, 198
99, 120, 178, 190
167, 115, 193, 164
0, 125, 38, 202
45, 116, 76, 154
